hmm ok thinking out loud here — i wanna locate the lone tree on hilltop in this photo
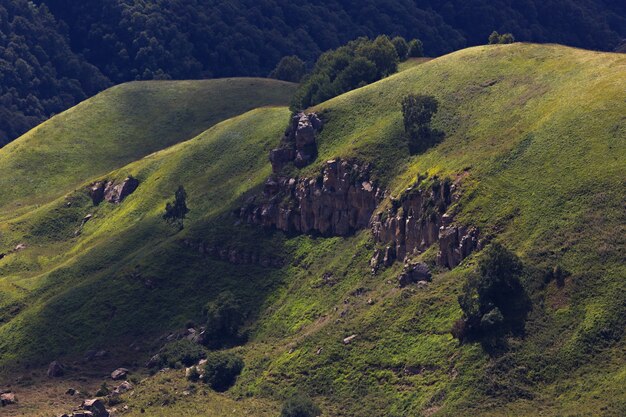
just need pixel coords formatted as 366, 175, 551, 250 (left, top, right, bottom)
163, 185, 189, 229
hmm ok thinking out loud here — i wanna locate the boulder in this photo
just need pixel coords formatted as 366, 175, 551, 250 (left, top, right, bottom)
114, 381, 133, 394
105, 177, 139, 204
343, 334, 357, 345
81, 398, 109, 417
0, 392, 17, 406
398, 262, 432, 287
89, 181, 106, 205
47, 360, 65, 377
110, 368, 129, 380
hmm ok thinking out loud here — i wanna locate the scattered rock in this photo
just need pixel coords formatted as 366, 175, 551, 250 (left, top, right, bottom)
14, 243, 27, 252
398, 262, 432, 287
66, 388, 77, 396
89, 177, 139, 205
343, 334, 357, 345
47, 360, 65, 377
81, 398, 109, 417
114, 381, 133, 394
81, 214, 93, 226
111, 368, 129, 380
0, 392, 17, 406
269, 112, 322, 173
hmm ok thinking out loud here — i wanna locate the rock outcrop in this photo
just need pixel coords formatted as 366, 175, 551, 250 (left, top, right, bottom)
397, 261, 432, 287
371, 177, 480, 269
1, 391, 17, 406
240, 159, 383, 236
81, 399, 109, 417
89, 176, 139, 205
110, 368, 129, 380
269, 112, 322, 173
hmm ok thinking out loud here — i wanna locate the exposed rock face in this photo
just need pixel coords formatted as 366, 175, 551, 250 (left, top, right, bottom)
240, 159, 383, 236
181, 239, 284, 268
371, 177, 479, 269
371, 178, 452, 261
90, 177, 139, 205
269, 112, 323, 173
437, 224, 480, 268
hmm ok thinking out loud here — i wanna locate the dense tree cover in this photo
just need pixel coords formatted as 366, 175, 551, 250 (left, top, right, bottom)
200, 291, 246, 349
0, 0, 109, 146
292, 35, 405, 110
1, 0, 624, 145
270, 56, 306, 83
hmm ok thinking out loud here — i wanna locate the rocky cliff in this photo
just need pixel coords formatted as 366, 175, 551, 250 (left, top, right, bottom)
89, 177, 139, 205
239, 159, 384, 236
370, 177, 480, 269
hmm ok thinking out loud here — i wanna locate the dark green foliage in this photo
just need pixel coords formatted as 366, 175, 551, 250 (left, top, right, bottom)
292, 36, 399, 110
201, 291, 246, 349
0, 0, 110, 146
455, 243, 531, 347
407, 39, 425, 57
489, 31, 516, 44
163, 186, 189, 229
201, 351, 244, 392
392, 36, 409, 61
95, 382, 110, 397
155, 339, 208, 368
270, 56, 306, 83
280, 393, 322, 417
401, 94, 442, 154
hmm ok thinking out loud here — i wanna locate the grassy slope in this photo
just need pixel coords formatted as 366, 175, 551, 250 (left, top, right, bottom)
0, 78, 296, 213
0, 44, 624, 417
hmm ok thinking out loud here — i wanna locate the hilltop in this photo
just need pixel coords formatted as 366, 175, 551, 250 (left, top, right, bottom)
0, 43, 624, 417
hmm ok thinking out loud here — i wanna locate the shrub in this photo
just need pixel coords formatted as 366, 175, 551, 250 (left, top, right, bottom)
201, 291, 246, 349
454, 243, 531, 345
488, 31, 515, 44
201, 351, 244, 392
280, 393, 322, 417
156, 339, 208, 368
163, 185, 189, 229
407, 39, 424, 57
392, 36, 409, 61
401, 94, 442, 154
270, 56, 307, 83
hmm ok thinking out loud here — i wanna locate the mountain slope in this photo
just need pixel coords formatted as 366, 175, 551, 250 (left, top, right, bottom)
0, 78, 296, 213
0, 44, 624, 417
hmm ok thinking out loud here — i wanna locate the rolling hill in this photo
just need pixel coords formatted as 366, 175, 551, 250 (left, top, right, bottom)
0, 43, 624, 417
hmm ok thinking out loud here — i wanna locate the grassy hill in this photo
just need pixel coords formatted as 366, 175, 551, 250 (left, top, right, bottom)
0, 44, 624, 417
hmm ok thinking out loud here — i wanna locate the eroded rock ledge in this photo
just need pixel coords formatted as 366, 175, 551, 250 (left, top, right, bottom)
269, 112, 323, 173
239, 158, 384, 236
181, 239, 284, 268
370, 177, 481, 269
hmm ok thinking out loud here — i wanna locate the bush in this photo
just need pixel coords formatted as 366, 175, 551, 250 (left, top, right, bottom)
201, 291, 246, 349
163, 185, 189, 229
155, 339, 208, 368
401, 94, 442, 154
280, 393, 322, 417
488, 31, 515, 44
201, 351, 244, 392
407, 39, 424, 57
270, 56, 307, 83
454, 243, 531, 346
392, 36, 409, 61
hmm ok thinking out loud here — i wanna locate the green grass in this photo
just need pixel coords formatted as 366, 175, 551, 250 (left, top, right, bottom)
0, 44, 624, 417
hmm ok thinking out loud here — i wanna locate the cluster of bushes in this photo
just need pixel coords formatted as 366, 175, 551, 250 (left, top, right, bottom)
154, 339, 208, 368
292, 35, 420, 110
401, 94, 443, 154
187, 351, 244, 392
452, 243, 531, 350
488, 31, 516, 44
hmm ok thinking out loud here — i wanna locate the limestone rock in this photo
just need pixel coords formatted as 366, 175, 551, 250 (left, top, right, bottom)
270, 112, 322, 173
398, 262, 432, 287
89, 177, 139, 205
113, 381, 133, 394
343, 334, 357, 345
